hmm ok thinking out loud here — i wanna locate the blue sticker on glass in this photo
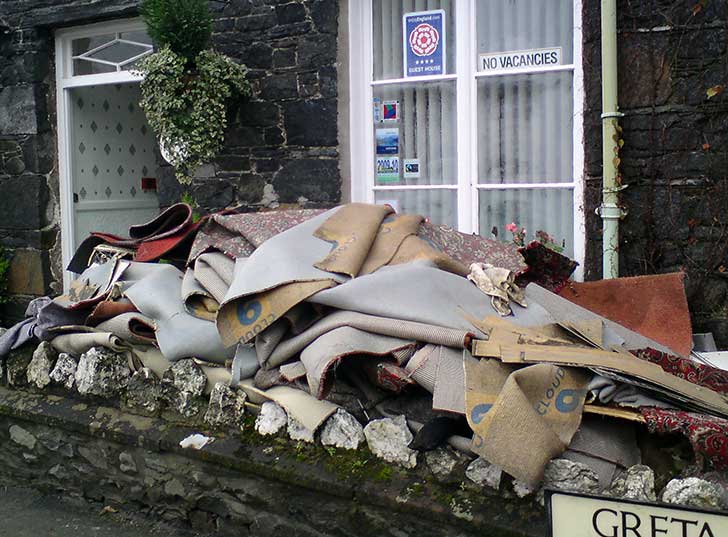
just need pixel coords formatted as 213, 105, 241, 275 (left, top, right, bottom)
375, 128, 399, 155
403, 9, 446, 78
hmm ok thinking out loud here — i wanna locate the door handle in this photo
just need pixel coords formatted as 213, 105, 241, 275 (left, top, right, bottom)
73, 193, 79, 203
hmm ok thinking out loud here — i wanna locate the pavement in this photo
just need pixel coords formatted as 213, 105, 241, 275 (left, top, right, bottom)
0, 484, 198, 537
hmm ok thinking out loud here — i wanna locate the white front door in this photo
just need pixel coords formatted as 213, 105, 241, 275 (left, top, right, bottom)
55, 18, 159, 288
68, 82, 160, 248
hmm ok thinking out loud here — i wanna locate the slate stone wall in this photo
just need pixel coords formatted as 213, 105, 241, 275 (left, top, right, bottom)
0, 0, 341, 323
581, 0, 728, 344
0, 380, 544, 537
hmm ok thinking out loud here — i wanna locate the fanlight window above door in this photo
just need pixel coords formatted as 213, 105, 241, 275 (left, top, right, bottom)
72, 30, 153, 76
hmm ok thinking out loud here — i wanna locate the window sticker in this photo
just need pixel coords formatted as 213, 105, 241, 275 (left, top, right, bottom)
382, 100, 399, 121
373, 97, 382, 122
403, 10, 446, 78
376, 157, 400, 183
478, 47, 562, 73
403, 159, 420, 179
375, 128, 399, 155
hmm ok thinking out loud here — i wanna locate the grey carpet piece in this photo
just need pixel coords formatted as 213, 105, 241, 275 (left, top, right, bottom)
280, 360, 307, 381
194, 252, 234, 303
255, 319, 289, 367
231, 344, 260, 386
182, 267, 212, 303
587, 374, 675, 409
266, 310, 473, 369
300, 326, 415, 398
50, 332, 127, 356
124, 263, 235, 364
0, 298, 50, 357
405, 344, 440, 393
563, 415, 641, 489
96, 312, 157, 346
309, 261, 553, 336
432, 347, 472, 414
0, 297, 89, 357
221, 208, 347, 306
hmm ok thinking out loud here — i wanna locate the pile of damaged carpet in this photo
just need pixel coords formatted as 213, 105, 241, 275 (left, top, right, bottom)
4, 201, 728, 492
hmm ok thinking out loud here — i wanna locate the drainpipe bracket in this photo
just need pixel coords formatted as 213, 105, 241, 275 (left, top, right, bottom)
602, 184, 629, 194
596, 203, 628, 220
601, 111, 625, 119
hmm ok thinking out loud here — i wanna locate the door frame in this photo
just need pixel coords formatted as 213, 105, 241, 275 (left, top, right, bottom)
55, 17, 148, 289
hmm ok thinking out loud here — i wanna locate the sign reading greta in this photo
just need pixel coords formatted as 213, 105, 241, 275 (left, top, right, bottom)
548, 491, 728, 537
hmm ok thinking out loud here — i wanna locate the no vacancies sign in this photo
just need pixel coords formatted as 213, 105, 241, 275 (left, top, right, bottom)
479, 47, 561, 73
548, 491, 728, 537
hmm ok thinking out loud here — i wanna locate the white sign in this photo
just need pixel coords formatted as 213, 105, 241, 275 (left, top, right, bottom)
549, 491, 728, 537
479, 47, 561, 73
403, 159, 420, 179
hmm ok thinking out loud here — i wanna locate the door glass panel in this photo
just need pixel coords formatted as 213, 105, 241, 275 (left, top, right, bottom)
86, 41, 149, 63
373, 80, 456, 186
479, 188, 574, 257
476, 0, 573, 65
375, 189, 457, 227
477, 71, 573, 184
372, 0, 456, 80
69, 83, 160, 249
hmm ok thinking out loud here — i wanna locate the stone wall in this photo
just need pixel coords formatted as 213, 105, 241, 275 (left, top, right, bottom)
0, 0, 341, 323
161, 0, 341, 212
0, 343, 544, 537
581, 0, 728, 344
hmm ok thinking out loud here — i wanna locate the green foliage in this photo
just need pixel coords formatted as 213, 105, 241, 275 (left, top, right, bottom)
180, 191, 201, 222
136, 46, 251, 184
0, 247, 11, 304
140, 0, 212, 62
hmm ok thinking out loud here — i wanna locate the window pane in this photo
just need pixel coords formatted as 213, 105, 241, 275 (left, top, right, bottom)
476, 0, 573, 65
375, 189, 457, 227
477, 71, 572, 184
72, 34, 115, 56
478, 188, 574, 257
73, 59, 116, 75
374, 81, 456, 186
372, 0, 456, 80
120, 31, 153, 45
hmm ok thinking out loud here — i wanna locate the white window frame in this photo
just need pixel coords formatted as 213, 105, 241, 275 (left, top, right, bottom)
55, 18, 150, 289
348, 0, 585, 280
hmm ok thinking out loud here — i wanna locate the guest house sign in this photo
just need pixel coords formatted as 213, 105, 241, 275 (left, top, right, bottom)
403, 10, 445, 77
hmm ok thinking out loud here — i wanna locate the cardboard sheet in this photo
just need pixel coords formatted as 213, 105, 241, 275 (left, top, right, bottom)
472, 341, 728, 418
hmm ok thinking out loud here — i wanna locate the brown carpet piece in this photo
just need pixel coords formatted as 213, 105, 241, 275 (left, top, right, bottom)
558, 272, 692, 356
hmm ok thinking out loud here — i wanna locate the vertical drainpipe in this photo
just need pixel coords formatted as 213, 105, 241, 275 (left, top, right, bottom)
598, 0, 626, 279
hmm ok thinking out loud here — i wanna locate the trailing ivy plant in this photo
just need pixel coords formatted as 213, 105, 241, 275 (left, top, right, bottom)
0, 247, 11, 305
135, 0, 251, 184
